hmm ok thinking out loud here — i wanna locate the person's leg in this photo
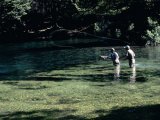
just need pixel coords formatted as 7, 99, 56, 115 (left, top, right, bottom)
131, 59, 135, 67
129, 60, 132, 68
129, 59, 135, 68
114, 64, 120, 80
129, 65, 136, 83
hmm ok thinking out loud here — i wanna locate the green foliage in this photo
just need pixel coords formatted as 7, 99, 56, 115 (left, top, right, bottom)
1, 0, 31, 20
145, 17, 160, 44
0, 0, 160, 45
73, 0, 129, 15
0, 0, 32, 38
10, 0, 31, 20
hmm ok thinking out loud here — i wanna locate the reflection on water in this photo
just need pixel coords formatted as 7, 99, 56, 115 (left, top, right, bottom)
113, 64, 136, 82
114, 65, 120, 81
129, 66, 136, 83
0, 42, 159, 80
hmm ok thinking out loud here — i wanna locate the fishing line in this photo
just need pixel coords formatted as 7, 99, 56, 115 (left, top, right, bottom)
48, 28, 131, 48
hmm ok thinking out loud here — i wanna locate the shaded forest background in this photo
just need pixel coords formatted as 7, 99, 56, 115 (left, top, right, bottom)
0, 0, 160, 46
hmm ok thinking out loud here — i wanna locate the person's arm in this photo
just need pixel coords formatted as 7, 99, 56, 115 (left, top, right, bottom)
100, 55, 108, 60
119, 52, 128, 60
115, 52, 119, 59
132, 50, 135, 57
100, 52, 112, 60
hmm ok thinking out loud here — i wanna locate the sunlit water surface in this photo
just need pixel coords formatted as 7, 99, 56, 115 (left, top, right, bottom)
0, 42, 159, 80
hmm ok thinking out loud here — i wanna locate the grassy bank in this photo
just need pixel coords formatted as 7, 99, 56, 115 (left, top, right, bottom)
0, 61, 159, 120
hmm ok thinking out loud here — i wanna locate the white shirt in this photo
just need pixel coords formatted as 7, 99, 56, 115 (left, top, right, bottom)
126, 49, 135, 59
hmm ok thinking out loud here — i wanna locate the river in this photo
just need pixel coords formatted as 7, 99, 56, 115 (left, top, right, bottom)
0, 42, 159, 81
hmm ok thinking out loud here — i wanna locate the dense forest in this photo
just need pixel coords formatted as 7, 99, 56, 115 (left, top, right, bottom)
0, 0, 160, 45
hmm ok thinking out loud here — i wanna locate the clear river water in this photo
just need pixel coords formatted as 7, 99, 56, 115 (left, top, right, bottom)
0, 42, 159, 81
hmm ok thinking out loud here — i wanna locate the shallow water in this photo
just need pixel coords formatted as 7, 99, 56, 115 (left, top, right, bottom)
0, 42, 159, 80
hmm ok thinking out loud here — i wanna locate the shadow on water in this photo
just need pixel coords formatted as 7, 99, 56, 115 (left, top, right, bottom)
2, 81, 50, 90
94, 104, 160, 120
0, 109, 86, 120
1, 104, 159, 120
0, 44, 159, 81
27, 74, 114, 82
0, 45, 100, 80
26, 65, 160, 83
1, 64, 159, 83
33, 76, 71, 81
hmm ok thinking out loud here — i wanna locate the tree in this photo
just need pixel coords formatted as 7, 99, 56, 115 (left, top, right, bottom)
0, 0, 31, 40
1, 0, 160, 45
